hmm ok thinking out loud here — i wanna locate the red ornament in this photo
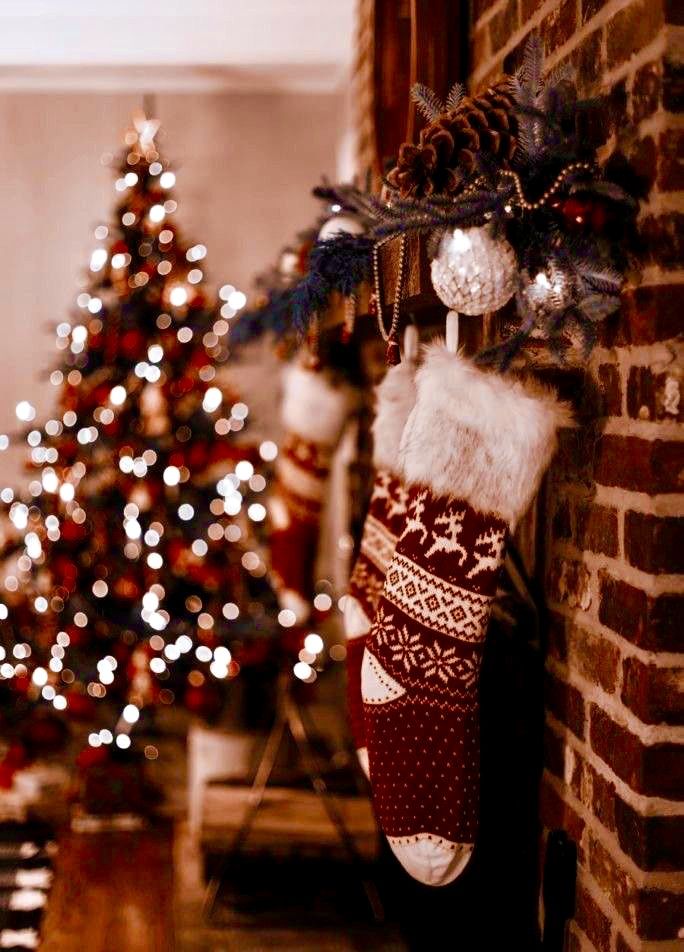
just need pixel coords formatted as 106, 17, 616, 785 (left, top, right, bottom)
120, 329, 147, 359
60, 520, 88, 543
65, 691, 97, 720
21, 713, 69, 756
76, 743, 110, 770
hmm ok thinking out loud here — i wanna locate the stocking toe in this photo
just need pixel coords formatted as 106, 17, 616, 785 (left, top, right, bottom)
387, 836, 473, 887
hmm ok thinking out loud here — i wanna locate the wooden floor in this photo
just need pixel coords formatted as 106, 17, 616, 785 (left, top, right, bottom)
40, 822, 406, 952
41, 826, 175, 952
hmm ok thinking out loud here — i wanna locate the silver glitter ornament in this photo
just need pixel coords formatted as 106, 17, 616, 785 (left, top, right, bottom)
520, 263, 572, 321
430, 225, 517, 315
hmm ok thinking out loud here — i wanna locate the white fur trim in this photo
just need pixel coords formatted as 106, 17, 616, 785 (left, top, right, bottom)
372, 361, 416, 472
278, 589, 310, 625
281, 363, 354, 446
343, 595, 372, 640
399, 343, 572, 528
387, 835, 473, 886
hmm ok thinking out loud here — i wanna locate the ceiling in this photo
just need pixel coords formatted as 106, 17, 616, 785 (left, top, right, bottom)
0, 0, 355, 91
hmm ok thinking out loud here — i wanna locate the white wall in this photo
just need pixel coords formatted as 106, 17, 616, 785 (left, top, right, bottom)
0, 89, 342, 482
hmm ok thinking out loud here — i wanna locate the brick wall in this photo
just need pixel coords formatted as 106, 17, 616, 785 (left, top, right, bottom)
469, 1, 684, 949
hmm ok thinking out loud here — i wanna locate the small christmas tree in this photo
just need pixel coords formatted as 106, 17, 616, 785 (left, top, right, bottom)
0, 112, 278, 750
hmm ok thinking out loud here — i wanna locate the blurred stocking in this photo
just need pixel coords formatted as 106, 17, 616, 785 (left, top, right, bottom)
363, 343, 569, 886
269, 359, 353, 637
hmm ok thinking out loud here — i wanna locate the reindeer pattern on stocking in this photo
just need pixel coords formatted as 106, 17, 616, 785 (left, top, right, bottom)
399, 487, 509, 596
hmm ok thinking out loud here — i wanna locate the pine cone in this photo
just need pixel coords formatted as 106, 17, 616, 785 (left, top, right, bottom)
387, 80, 518, 199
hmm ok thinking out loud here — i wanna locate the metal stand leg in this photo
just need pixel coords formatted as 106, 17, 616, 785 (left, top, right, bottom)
202, 670, 384, 923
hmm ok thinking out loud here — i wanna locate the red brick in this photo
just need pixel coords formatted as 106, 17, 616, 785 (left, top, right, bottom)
639, 211, 684, 269
629, 135, 658, 193
502, 33, 530, 75
567, 623, 620, 694
595, 363, 622, 418
632, 60, 661, 123
599, 573, 649, 644
552, 426, 596, 485
542, 0, 576, 54
552, 496, 572, 541
581, 0, 603, 25
622, 656, 684, 726
575, 882, 612, 950
472, 0, 500, 24
605, 285, 683, 345
574, 501, 619, 558
539, 772, 585, 846
627, 366, 684, 423
638, 888, 684, 940
659, 128, 684, 190
590, 704, 684, 797
625, 510, 684, 574
574, 29, 603, 94
614, 795, 684, 870
588, 832, 640, 929
590, 705, 643, 791
547, 611, 568, 663
545, 669, 586, 739
595, 435, 684, 494
578, 80, 628, 149
489, 0, 518, 54
650, 592, 684, 651
544, 722, 566, 782
598, 574, 684, 651
664, 0, 684, 25
615, 933, 637, 952
471, 26, 489, 70
585, 834, 682, 940
606, 0, 664, 70
547, 557, 592, 613
590, 763, 617, 834
521, 0, 545, 19
663, 55, 684, 112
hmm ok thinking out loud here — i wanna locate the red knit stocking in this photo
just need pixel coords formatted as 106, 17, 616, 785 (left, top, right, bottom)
344, 360, 415, 775
363, 344, 569, 886
269, 362, 353, 631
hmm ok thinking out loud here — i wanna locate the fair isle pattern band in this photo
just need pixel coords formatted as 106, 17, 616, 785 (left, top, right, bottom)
384, 553, 493, 643
360, 514, 397, 575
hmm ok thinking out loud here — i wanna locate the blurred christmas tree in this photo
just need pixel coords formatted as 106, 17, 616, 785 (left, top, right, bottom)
0, 112, 279, 752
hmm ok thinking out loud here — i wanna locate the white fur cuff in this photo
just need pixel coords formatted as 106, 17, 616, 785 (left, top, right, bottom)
281, 363, 354, 446
372, 360, 416, 472
399, 343, 572, 528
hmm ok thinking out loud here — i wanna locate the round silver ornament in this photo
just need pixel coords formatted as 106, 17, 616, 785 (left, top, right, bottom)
318, 214, 364, 241
520, 263, 572, 321
430, 225, 517, 315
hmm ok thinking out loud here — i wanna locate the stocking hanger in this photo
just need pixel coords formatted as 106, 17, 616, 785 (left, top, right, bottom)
403, 323, 419, 363
446, 310, 459, 354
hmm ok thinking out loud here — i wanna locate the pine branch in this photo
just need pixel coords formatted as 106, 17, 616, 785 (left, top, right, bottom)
410, 83, 446, 122
445, 81, 465, 112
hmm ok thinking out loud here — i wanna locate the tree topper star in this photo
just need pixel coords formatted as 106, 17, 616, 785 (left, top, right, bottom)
132, 109, 161, 154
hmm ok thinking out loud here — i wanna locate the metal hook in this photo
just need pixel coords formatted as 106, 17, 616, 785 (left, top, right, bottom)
403, 324, 419, 363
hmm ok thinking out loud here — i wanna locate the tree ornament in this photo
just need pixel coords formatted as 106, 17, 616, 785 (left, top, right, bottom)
318, 215, 364, 241
520, 263, 573, 321
430, 225, 517, 316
